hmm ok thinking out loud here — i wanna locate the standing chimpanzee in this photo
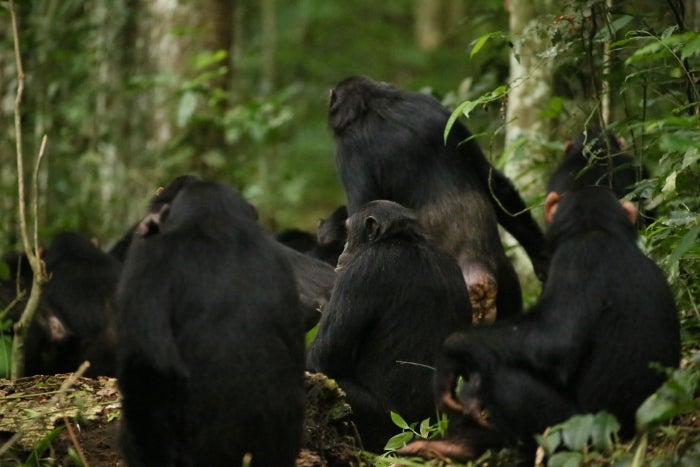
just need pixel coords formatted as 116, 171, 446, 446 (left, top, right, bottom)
109, 174, 334, 330
548, 128, 655, 225
399, 186, 681, 462
328, 75, 546, 323
116, 180, 305, 467
306, 200, 473, 453
308, 205, 348, 266
23, 232, 120, 377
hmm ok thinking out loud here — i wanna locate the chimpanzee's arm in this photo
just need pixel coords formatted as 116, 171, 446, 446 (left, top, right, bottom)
306, 268, 374, 376
117, 240, 188, 378
438, 241, 605, 386
336, 150, 381, 214
471, 153, 548, 279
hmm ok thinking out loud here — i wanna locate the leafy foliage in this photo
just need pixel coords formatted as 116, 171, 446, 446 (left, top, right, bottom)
636, 357, 700, 431
536, 412, 621, 467
382, 411, 448, 452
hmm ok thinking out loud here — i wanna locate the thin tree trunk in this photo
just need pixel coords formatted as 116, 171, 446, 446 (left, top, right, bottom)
141, 0, 234, 171
505, 0, 554, 175
414, 0, 443, 51
503, 0, 554, 292
261, 0, 276, 95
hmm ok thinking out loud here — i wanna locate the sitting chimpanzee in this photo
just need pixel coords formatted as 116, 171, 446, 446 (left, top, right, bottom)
107, 174, 200, 262
109, 174, 334, 330
306, 200, 473, 453
24, 232, 120, 377
548, 128, 655, 225
117, 180, 305, 467
399, 186, 681, 462
308, 205, 348, 267
274, 205, 348, 267
275, 228, 318, 253
328, 75, 546, 323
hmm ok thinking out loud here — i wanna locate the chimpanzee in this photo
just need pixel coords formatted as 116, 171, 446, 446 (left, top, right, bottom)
275, 205, 348, 268
107, 174, 200, 262
548, 128, 655, 225
109, 174, 334, 330
275, 228, 318, 253
399, 186, 681, 462
308, 205, 348, 267
116, 180, 305, 467
328, 75, 546, 323
306, 200, 473, 453
23, 232, 120, 377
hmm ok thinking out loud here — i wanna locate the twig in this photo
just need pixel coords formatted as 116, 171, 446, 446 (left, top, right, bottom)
60, 362, 92, 467
33, 135, 47, 256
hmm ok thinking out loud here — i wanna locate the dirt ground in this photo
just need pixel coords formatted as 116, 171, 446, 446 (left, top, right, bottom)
2, 372, 698, 467
0, 372, 362, 467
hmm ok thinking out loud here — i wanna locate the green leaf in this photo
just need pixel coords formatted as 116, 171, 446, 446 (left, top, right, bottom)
680, 34, 700, 59
661, 25, 677, 40
636, 366, 700, 430
590, 412, 620, 451
23, 427, 64, 465
540, 96, 564, 119
390, 411, 410, 430
548, 451, 583, 467
659, 133, 698, 152
661, 171, 677, 195
682, 147, 699, 170
444, 85, 508, 142
24, 408, 41, 418
0, 333, 12, 379
418, 418, 431, 438
383, 431, 414, 451
668, 223, 700, 267
176, 91, 198, 127
594, 15, 633, 41
561, 414, 594, 451
536, 430, 563, 456
193, 49, 228, 70
471, 33, 496, 58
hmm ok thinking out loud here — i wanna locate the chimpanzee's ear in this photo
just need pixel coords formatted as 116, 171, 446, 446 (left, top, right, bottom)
364, 215, 382, 242
135, 203, 171, 237
544, 192, 560, 225
564, 140, 574, 155
621, 201, 638, 225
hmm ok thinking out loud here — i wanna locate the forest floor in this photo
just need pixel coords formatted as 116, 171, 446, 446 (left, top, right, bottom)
0, 372, 362, 467
0, 371, 699, 467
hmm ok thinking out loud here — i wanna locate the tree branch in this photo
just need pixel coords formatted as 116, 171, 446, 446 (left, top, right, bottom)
8, 0, 49, 380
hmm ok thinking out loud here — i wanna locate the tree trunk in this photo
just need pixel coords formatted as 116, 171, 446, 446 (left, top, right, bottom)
503, 0, 554, 293
414, 0, 443, 51
260, 0, 276, 95
505, 0, 554, 179
141, 0, 234, 167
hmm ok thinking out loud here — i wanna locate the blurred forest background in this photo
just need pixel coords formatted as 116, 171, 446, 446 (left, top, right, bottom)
0, 0, 698, 309
1, 1, 698, 319
0, 0, 699, 464
3, 0, 698, 308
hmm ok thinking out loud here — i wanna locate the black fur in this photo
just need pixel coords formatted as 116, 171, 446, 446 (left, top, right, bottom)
307, 200, 472, 452
117, 180, 305, 466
